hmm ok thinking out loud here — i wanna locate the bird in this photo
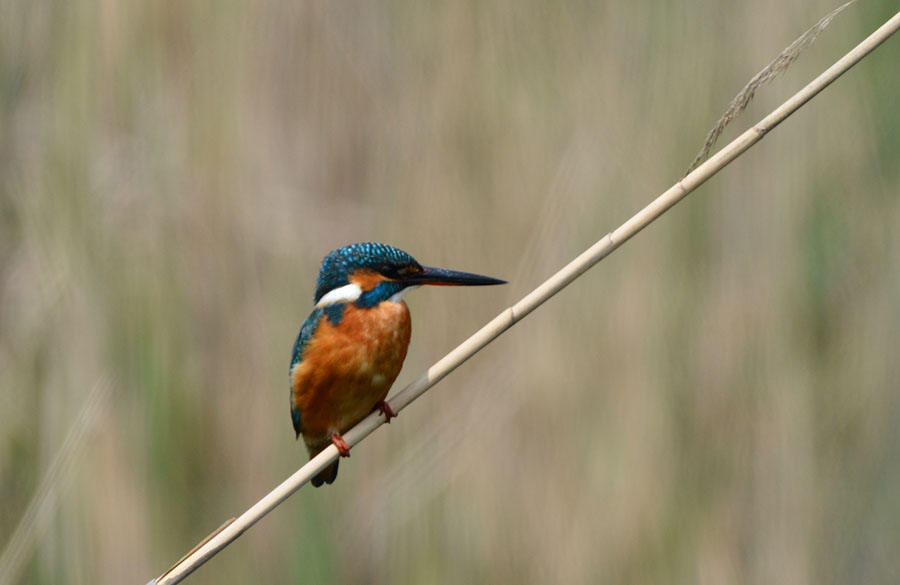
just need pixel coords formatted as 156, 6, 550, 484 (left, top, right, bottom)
289, 242, 506, 487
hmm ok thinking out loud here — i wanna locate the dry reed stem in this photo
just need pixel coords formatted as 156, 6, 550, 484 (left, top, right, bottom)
149, 9, 900, 585
686, 0, 860, 174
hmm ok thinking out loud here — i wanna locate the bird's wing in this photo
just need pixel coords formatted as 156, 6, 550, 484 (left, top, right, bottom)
289, 307, 325, 436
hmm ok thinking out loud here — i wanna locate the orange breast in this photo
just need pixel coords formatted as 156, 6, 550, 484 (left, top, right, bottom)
291, 301, 411, 449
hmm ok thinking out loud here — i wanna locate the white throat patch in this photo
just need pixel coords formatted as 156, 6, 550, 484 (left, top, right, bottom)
315, 283, 362, 307
388, 285, 420, 303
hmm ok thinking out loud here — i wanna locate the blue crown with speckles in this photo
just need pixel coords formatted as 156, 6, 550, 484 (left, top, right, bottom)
314, 243, 420, 303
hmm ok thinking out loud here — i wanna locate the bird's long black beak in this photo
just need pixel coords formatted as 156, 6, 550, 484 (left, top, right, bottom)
404, 265, 506, 287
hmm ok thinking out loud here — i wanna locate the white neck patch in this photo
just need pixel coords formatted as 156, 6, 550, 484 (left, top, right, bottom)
388, 285, 420, 303
315, 283, 362, 307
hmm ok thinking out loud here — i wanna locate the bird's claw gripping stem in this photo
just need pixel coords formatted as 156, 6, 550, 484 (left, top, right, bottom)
376, 400, 397, 423
330, 432, 351, 457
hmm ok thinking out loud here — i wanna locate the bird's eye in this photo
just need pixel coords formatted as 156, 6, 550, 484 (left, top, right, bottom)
379, 264, 398, 278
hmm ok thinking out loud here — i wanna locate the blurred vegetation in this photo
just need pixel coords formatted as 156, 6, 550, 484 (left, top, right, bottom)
1, 1, 899, 584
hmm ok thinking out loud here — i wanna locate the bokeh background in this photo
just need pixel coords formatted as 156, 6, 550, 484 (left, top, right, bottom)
2, 1, 899, 584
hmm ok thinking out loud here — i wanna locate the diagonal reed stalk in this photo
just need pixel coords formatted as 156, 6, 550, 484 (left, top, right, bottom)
149, 9, 900, 585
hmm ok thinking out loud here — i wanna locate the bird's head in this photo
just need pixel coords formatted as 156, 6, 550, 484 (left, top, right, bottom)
314, 242, 505, 308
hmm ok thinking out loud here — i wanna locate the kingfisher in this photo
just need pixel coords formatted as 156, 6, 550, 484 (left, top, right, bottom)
290, 242, 505, 487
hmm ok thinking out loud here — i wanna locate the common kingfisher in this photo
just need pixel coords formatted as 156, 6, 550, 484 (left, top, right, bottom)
290, 242, 505, 487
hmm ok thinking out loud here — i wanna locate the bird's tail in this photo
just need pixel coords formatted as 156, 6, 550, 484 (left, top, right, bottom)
311, 460, 339, 487
307, 443, 339, 487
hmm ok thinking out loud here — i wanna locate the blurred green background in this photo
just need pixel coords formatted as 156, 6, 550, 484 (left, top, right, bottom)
2, 1, 899, 584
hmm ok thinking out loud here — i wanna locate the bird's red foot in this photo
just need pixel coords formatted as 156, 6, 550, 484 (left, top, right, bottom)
376, 400, 397, 423
330, 432, 351, 457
